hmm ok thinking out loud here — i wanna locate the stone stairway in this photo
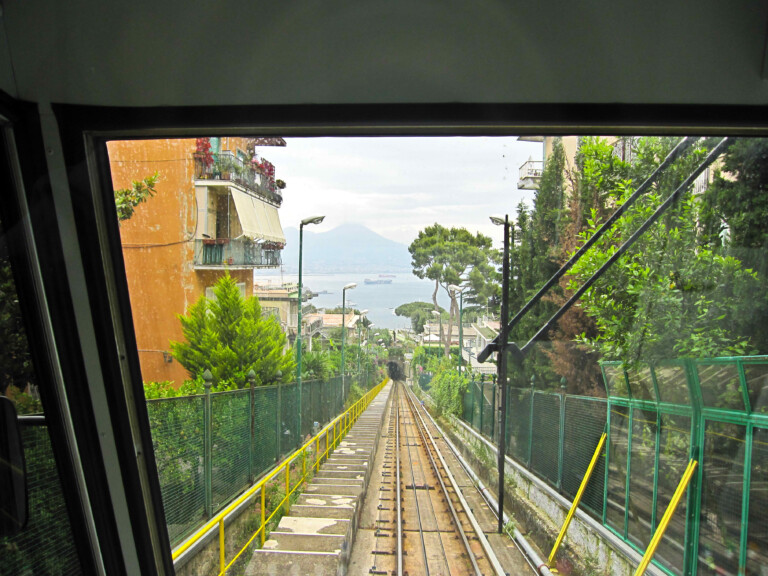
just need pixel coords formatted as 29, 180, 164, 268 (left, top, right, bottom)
245, 382, 392, 576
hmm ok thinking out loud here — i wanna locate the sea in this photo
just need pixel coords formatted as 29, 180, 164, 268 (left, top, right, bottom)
253, 271, 452, 330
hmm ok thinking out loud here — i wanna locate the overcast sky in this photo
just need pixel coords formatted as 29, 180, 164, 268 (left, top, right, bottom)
262, 137, 543, 248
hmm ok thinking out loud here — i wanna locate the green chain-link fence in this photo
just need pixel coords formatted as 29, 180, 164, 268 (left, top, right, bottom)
461, 355, 768, 576
147, 373, 355, 547
0, 426, 83, 576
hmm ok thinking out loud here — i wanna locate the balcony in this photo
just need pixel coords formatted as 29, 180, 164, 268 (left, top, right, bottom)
193, 238, 282, 269
518, 159, 543, 190
193, 151, 283, 206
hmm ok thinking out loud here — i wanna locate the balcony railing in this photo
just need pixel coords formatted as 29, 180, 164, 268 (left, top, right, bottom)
519, 159, 543, 180
193, 151, 283, 206
193, 238, 282, 268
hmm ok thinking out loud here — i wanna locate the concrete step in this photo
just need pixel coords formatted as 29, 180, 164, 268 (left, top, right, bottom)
290, 503, 355, 520
321, 463, 368, 472
304, 483, 362, 497
264, 532, 346, 553
315, 469, 365, 480
245, 549, 339, 576
311, 477, 363, 486
275, 516, 350, 535
297, 493, 357, 508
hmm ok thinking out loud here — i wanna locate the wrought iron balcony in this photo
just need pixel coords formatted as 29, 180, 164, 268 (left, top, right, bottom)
518, 159, 543, 190
193, 238, 282, 268
193, 151, 283, 205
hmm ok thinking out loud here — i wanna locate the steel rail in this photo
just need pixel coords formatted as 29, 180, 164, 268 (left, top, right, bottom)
406, 385, 508, 576
403, 385, 485, 576
418, 387, 548, 575
395, 384, 403, 576
401, 383, 431, 575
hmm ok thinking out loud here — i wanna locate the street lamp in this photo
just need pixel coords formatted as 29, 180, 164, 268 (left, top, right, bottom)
356, 310, 368, 374
341, 282, 357, 395
431, 309, 443, 354
449, 284, 465, 373
490, 214, 511, 533
297, 215, 325, 446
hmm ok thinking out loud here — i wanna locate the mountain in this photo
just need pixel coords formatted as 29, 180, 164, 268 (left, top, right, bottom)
280, 223, 412, 274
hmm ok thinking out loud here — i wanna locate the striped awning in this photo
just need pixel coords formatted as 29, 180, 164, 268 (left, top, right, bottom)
230, 189, 285, 244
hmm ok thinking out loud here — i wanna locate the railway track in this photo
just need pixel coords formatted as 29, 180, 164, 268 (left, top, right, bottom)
366, 381, 506, 576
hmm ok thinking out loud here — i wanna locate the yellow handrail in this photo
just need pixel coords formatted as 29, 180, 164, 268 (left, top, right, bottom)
548, 432, 607, 568
633, 459, 698, 575
171, 377, 390, 576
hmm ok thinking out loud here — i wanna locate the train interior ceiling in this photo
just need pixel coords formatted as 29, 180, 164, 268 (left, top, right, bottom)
0, 2, 767, 575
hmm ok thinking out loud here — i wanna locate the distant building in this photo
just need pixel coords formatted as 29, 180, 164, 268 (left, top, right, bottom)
109, 137, 286, 384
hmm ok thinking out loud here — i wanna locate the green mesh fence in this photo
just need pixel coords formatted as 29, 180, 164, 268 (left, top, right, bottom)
301, 380, 312, 440
0, 426, 82, 576
252, 386, 279, 476
459, 356, 768, 576
698, 420, 746, 576
654, 413, 691, 574
210, 390, 250, 511
627, 407, 656, 550
145, 374, 357, 547
606, 406, 629, 536
562, 396, 606, 516
507, 387, 532, 465
146, 395, 205, 545
530, 392, 561, 487
280, 382, 299, 456
747, 425, 768, 573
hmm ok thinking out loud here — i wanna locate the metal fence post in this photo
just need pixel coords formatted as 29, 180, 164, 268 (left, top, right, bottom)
491, 380, 496, 440
479, 379, 485, 434
528, 375, 535, 467
248, 370, 255, 483
276, 377, 282, 462
203, 369, 213, 518
558, 377, 567, 490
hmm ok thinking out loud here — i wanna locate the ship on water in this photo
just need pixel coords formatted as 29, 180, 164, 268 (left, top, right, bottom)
364, 278, 393, 285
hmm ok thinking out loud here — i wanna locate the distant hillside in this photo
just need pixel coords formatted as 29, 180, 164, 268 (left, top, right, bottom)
281, 223, 412, 273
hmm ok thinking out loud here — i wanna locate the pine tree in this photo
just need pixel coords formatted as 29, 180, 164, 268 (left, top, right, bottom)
170, 274, 294, 387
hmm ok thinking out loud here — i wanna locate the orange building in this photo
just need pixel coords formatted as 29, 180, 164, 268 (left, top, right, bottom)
108, 137, 287, 385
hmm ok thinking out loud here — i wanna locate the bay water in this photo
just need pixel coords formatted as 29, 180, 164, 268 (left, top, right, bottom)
253, 271, 452, 330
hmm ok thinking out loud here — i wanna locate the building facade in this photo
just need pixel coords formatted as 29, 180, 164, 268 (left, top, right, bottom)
108, 137, 286, 384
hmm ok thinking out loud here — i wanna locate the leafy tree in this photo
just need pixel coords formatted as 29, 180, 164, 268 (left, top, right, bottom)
170, 274, 294, 387
394, 301, 447, 333
409, 224, 498, 357
114, 171, 159, 222
567, 138, 759, 364
429, 358, 470, 416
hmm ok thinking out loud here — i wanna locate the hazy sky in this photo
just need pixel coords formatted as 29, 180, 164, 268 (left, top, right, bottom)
262, 137, 543, 248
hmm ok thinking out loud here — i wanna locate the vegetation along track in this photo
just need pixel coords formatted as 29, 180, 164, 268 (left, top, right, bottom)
368, 381, 506, 576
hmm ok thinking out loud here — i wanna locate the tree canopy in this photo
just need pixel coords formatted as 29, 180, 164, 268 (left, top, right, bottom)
170, 274, 294, 387
409, 224, 497, 356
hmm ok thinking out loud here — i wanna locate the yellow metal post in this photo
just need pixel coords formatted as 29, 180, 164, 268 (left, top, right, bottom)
260, 486, 266, 545
219, 519, 225, 574
548, 433, 607, 567
634, 460, 698, 576
285, 465, 291, 514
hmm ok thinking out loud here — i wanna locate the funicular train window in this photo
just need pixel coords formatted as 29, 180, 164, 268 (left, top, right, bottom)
93, 130, 768, 576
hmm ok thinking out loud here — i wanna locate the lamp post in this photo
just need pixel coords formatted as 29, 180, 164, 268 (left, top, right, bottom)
490, 214, 511, 534
449, 284, 465, 373
356, 310, 368, 374
297, 215, 325, 446
341, 282, 357, 396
